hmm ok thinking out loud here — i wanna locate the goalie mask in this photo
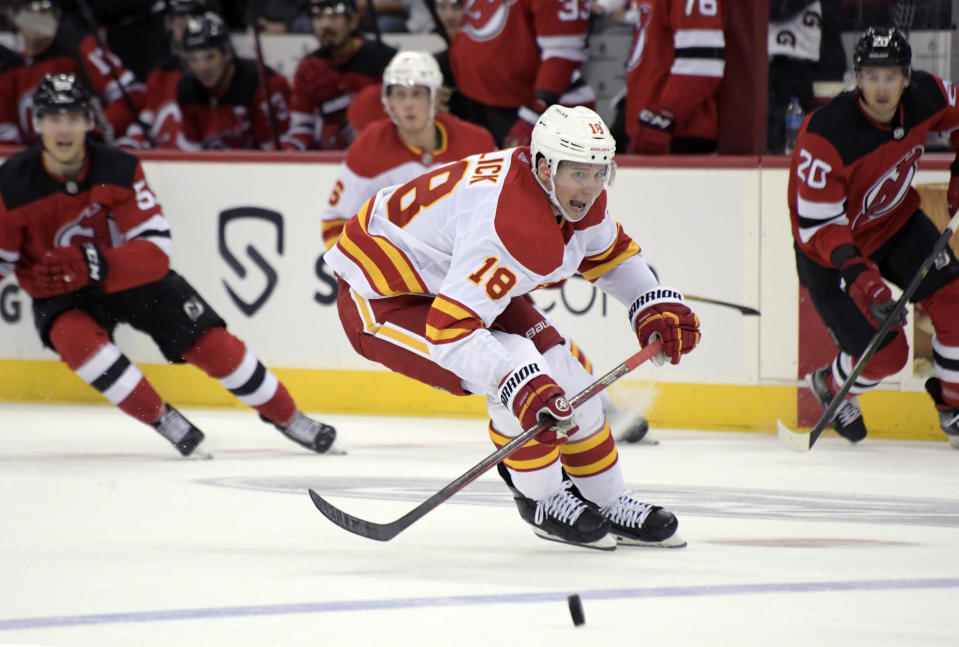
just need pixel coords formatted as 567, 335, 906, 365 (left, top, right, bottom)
381, 51, 443, 123
530, 105, 616, 222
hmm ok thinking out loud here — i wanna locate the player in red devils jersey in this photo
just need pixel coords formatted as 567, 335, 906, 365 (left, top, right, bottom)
0, 74, 338, 458
788, 27, 959, 448
281, 0, 396, 151
176, 12, 291, 150
595, 0, 725, 154
118, 0, 218, 149
325, 105, 701, 549
448, 0, 597, 148
0, 0, 146, 145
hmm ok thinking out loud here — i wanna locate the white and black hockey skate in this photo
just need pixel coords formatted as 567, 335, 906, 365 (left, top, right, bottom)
497, 464, 615, 550
152, 405, 209, 458
600, 491, 686, 548
925, 378, 959, 449
268, 412, 342, 455
808, 367, 867, 443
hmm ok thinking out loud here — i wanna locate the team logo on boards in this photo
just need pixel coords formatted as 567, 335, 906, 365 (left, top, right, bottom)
218, 207, 284, 316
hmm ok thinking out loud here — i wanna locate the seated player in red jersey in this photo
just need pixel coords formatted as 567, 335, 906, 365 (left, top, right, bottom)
325, 104, 701, 549
0, 74, 338, 458
281, 0, 396, 151
0, 0, 145, 146
788, 27, 959, 448
118, 0, 220, 149
176, 12, 291, 150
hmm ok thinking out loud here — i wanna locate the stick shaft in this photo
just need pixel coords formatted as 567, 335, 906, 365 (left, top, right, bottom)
309, 339, 664, 540
807, 210, 959, 448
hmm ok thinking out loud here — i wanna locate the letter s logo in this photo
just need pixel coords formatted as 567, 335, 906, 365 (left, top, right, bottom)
218, 207, 283, 316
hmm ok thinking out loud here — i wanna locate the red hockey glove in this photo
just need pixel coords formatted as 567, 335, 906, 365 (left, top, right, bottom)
294, 56, 348, 108
504, 98, 548, 148
628, 108, 674, 154
948, 157, 959, 215
498, 362, 576, 446
629, 287, 701, 365
31, 244, 107, 297
837, 254, 905, 329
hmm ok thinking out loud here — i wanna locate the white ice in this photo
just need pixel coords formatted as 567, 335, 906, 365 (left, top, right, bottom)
1, 402, 958, 647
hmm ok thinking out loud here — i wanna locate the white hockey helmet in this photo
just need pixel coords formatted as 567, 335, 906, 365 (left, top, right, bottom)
530, 104, 616, 221
381, 50, 443, 123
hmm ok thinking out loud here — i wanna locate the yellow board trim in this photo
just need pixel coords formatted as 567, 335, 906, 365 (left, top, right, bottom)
0, 359, 945, 441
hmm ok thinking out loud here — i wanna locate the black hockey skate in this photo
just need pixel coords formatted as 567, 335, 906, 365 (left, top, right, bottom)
924, 378, 959, 449
267, 412, 341, 454
496, 463, 615, 550
808, 367, 867, 442
152, 405, 208, 458
600, 491, 686, 547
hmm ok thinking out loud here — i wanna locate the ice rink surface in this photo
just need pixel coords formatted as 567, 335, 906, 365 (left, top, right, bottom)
1, 402, 958, 647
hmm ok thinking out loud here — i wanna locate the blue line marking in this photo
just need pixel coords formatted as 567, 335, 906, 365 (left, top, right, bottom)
2, 577, 958, 631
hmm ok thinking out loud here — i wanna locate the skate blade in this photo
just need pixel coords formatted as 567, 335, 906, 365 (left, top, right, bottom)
615, 532, 687, 548
532, 529, 617, 551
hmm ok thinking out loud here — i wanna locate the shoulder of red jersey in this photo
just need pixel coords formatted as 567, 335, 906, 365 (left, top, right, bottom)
804, 91, 886, 166
0, 146, 45, 211
344, 120, 409, 176
436, 112, 497, 153
0, 141, 137, 212
493, 148, 567, 276
805, 72, 953, 166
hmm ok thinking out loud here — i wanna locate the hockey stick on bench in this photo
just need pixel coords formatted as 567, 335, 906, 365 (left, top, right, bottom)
308, 339, 664, 541
777, 210, 959, 452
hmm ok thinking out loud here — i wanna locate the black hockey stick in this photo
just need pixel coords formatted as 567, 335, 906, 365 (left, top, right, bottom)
422, 0, 450, 46
250, 14, 282, 150
777, 209, 959, 452
685, 294, 760, 316
308, 338, 665, 541
74, 0, 155, 147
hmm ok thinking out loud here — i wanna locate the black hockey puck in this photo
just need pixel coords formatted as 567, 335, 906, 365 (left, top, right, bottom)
567, 594, 585, 626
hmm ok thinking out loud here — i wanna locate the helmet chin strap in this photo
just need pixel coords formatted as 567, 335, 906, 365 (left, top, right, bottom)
534, 164, 602, 223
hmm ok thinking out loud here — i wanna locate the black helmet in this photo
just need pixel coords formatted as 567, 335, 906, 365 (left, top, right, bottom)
309, 0, 357, 16
33, 73, 91, 118
853, 27, 912, 72
168, 0, 221, 17
11, 0, 58, 10
181, 11, 231, 52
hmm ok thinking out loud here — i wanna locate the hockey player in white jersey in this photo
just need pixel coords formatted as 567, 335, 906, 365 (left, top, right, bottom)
325, 105, 700, 549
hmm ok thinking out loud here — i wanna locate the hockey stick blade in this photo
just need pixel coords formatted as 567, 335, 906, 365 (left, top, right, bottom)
685, 294, 760, 316
777, 210, 959, 452
308, 339, 664, 541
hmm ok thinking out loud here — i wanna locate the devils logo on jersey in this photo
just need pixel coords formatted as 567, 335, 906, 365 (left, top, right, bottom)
625, 2, 653, 70
462, 0, 518, 42
55, 203, 103, 247
856, 146, 923, 227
